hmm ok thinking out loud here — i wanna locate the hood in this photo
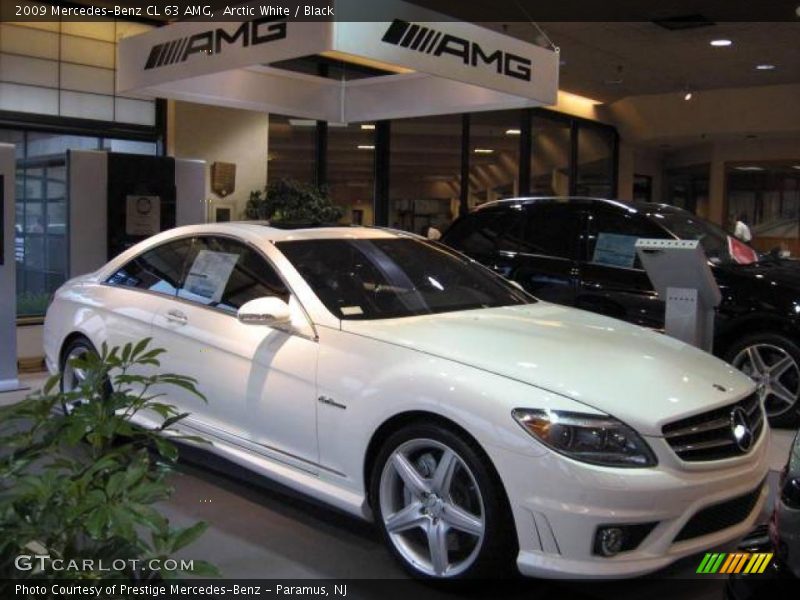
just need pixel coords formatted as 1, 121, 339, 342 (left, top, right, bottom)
720, 259, 800, 289
342, 303, 755, 436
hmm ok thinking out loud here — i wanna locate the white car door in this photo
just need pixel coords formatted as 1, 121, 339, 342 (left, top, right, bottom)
150, 235, 320, 471
101, 237, 195, 364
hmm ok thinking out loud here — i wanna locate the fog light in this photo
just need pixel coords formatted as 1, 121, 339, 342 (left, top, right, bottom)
596, 527, 624, 557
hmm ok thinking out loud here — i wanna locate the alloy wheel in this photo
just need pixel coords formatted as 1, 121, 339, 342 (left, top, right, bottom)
378, 438, 485, 577
732, 343, 800, 418
61, 346, 90, 413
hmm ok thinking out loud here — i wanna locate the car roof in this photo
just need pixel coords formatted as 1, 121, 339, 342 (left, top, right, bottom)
153, 222, 411, 243
474, 196, 682, 215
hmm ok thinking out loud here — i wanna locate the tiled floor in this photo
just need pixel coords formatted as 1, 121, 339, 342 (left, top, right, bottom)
3, 372, 796, 596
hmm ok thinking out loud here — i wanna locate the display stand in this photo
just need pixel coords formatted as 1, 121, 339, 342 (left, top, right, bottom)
0, 144, 25, 393
635, 239, 721, 352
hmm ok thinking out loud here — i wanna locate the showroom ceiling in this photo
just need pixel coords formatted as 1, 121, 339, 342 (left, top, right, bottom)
492, 21, 800, 103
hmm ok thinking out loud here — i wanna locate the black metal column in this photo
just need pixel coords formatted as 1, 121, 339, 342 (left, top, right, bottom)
518, 110, 532, 196
315, 120, 327, 188
459, 114, 470, 216
373, 120, 390, 227
568, 121, 579, 197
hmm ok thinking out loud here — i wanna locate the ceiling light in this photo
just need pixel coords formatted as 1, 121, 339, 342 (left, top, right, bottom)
710, 39, 732, 47
755, 64, 776, 70
360, 124, 376, 130
792, 165, 800, 170
735, 166, 765, 171
473, 148, 494, 154
683, 90, 693, 101
357, 145, 375, 150
505, 128, 521, 135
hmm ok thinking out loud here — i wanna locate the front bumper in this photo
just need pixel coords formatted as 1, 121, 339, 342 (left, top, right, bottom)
489, 425, 771, 579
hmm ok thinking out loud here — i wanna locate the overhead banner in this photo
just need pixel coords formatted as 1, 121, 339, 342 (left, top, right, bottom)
117, 0, 559, 122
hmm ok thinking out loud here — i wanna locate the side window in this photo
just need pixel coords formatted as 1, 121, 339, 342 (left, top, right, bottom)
443, 209, 525, 255
106, 238, 193, 296
178, 237, 289, 314
524, 205, 580, 259
586, 210, 668, 269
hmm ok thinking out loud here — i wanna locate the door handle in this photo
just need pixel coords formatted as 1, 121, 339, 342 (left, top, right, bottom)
166, 309, 188, 324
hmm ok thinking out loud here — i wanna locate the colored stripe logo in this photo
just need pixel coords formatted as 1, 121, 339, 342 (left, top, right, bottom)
696, 552, 773, 574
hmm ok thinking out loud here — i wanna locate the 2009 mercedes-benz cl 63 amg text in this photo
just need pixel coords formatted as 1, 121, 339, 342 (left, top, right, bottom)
44, 223, 770, 579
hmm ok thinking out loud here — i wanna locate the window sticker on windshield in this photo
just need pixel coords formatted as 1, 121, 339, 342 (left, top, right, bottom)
341, 306, 364, 316
183, 250, 239, 303
592, 233, 639, 268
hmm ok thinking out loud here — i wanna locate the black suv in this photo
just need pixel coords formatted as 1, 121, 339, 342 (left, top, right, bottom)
442, 197, 800, 427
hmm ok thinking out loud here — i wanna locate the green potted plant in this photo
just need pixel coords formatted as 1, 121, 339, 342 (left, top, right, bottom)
245, 178, 344, 224
0, 339, 219, 581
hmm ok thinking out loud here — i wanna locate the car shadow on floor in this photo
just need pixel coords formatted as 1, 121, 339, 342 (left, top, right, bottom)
169, 444, 727, 599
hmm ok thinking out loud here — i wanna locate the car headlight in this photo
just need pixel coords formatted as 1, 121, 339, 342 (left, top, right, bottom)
512, 408, 657, 468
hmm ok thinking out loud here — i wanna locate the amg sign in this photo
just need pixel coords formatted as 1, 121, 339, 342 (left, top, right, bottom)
144, 18, 286, 70
381, 19, 532, 82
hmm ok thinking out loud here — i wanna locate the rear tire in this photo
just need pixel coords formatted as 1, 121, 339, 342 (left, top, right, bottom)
369, 422, 517, 579
725, 332, 800, 428
59, 336, 103, 414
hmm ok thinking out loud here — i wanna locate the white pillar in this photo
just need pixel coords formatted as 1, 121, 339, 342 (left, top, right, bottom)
0, 144, 24, 392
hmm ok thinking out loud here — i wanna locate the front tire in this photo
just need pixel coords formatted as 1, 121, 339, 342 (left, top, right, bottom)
725, 332, 800, 428
369, 422, 516, 579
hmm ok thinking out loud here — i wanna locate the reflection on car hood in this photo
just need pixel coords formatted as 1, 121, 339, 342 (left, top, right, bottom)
342, 302, 755, 436
722, 260, 800, 289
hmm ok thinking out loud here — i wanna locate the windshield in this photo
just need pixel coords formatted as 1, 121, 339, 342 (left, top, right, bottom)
652, 211, 739, 265
276, 237, 532, 320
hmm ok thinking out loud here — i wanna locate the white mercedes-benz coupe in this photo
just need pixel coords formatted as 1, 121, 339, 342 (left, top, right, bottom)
44, 223, 770, 579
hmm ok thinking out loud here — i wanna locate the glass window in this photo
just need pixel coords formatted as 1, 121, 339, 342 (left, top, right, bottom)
107, 238, 193, 296
665, 164, 710, 214
277, 237, 531, 320
530, 114, 571, 196
576, 125, 615, 198
443, 207, 526, 256
390, 115, 462, 235
586, 209, 667, 268
5, 129, 159, 317
267, 114, 315, 183
525, 204, 580, 259
469, 111, 521, 206
327, 122, 374, 225
178, 237, 289, 313
726, 163, 800, 256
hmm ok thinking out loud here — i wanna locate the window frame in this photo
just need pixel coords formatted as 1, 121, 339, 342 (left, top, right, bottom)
103, 233, 313, 329
581, 206, 672, 271
175, 235, 290, 315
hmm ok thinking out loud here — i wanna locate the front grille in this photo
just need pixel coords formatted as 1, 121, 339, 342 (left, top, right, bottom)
674, 483, 763, 542
662, 393, 764, 462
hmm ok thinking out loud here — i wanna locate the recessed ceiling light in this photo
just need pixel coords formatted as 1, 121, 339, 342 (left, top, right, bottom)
505, 129, 521, 136
734, 166, 765, 171
357, 145, 375, 150
360, 124, 376, 130
755, 64, 776, 70
684, 91, 693, 101
710, 39, 733, 47
473, 148, 494, 154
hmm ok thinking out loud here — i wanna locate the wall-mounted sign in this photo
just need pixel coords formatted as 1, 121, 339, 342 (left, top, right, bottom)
125, 195, 161, 236
117, 0, 559, 122
211, 162, 236, 197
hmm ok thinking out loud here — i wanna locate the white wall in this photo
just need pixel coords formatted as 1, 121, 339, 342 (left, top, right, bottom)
169, 101, 269, 220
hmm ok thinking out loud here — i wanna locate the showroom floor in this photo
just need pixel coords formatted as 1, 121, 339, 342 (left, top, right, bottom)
3, 372, 796, 598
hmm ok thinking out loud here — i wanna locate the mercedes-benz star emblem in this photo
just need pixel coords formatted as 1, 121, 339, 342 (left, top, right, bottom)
729, 406, 753, 452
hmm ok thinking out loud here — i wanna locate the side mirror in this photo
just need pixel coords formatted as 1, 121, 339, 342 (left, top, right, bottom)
237, 297, 291, 326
